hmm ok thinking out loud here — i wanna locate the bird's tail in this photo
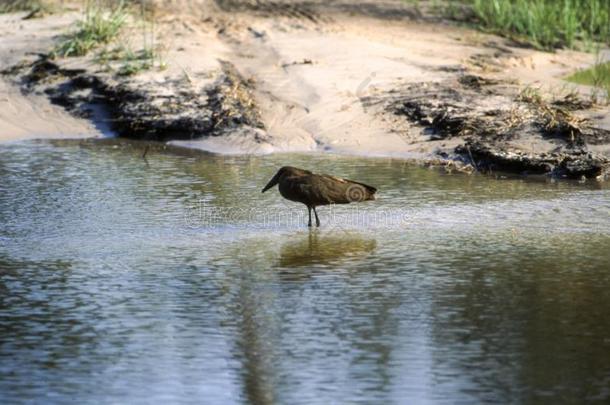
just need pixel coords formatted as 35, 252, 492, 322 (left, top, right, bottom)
355, 181, 377, 200
345, 181, 377, 202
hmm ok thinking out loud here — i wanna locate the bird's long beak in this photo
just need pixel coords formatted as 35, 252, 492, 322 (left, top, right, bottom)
261, 170, 281, 193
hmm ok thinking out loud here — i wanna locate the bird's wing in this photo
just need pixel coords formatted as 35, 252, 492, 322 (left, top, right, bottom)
319, 175, 376, 192
313, 174, 377, 204
282, 175, 320, 204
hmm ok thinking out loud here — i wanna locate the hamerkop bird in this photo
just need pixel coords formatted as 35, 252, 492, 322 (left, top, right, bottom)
261, 166, 377, 227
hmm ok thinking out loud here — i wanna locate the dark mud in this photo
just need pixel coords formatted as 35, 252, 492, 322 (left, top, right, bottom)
215, 0, 322, 22
214, 0, 422, 22
2, 54, 608, 180
457, 142, 608, 178
372, 74, 610, 179
4, 56, 264, 142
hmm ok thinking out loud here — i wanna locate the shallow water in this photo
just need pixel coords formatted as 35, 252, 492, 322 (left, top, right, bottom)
1, 139, 609, 404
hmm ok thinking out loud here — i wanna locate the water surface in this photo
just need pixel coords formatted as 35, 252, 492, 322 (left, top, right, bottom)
1, 139, 609, 404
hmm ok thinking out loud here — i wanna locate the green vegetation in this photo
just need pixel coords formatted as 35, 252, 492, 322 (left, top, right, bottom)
51, 0, 164, 75
516, 85, 543, 105
97, 46, 164, 76
567, 61, 610, 100
0, 0, 45, 13
470, 0, 610, 50
439, 0, 610, 50
53, 2, 128, 57
424, 0, 610, 100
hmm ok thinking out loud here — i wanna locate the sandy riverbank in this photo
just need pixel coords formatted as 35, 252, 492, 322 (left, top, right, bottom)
0, 11, 108, 141
1, 0, 609, 177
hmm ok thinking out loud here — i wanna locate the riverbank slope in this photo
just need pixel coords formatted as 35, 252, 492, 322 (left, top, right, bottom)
1, 0, 609, 178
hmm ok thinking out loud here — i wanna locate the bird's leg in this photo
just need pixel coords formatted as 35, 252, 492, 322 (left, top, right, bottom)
307, 206, 312, 227
313, 206, 320, 227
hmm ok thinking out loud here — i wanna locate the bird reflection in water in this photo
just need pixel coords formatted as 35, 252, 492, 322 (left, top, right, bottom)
278, 231, 377, 270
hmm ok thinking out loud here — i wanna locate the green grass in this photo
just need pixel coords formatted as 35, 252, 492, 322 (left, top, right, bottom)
97, 46, 157, 76
53, 2, 128, 57
52, 1, 164, 76
0, 0, 46, 13
0, 0, 54, 14
566, 61, 610, 100
516, 85, 544, 105
443, 0, 610, 50
118, 47, 167, 76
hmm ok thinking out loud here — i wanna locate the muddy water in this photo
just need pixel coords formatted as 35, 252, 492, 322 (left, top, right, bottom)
1, 139, 609, 404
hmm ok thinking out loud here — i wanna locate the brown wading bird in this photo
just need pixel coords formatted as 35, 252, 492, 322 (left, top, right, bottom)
261, 166, 377, 227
